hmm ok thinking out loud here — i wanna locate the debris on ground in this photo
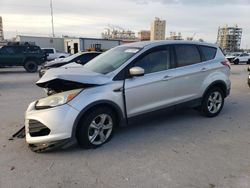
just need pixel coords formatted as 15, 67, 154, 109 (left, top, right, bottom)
10, 126, 25, 140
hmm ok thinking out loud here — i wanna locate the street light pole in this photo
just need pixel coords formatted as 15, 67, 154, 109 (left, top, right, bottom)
50, 0, 55, 37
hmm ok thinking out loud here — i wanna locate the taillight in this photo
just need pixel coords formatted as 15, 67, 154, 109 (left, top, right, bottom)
221, 60, 231, 69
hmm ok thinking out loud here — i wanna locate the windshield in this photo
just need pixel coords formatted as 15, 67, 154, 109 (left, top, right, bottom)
83, 46, 141, 74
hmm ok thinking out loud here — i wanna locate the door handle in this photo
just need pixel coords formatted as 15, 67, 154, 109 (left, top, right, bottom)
201, 67, 208, 72
162, 75, 173, 81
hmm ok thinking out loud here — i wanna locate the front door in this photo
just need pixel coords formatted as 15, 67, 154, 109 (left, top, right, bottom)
124, 46, 176, 118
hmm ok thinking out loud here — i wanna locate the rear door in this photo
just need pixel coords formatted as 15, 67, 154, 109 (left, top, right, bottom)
124, 45, 176, 117
171, 44, 215, 103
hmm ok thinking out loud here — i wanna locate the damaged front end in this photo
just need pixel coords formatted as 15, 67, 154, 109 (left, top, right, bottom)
36, 67, 111, 95
37, 79, 96, 95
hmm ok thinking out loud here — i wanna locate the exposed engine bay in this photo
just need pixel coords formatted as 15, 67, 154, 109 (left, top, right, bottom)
37, 79, 96, 95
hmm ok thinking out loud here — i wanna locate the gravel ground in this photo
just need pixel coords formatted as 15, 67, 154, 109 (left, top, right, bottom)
0, 65, 250, 188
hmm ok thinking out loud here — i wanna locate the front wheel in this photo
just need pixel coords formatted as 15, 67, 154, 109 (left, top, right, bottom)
200, 87, 224, 117
234, 59, 239, 65
76, 107, 116, 149
247, 59, 250, 65
24, 61, 38, 72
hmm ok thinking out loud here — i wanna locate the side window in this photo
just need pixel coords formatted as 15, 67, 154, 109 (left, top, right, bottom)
199, 46, 217, 61
175, 45, 201, 67
26, 46, 41, 53
0, 47, 15, 54
43, 49, 54, 54
241, 53, 249, 57
134, 48, 171, 74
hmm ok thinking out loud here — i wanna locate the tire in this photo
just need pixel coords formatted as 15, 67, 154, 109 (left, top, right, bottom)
233, 59, 239, 65
200, 87, 224, 117
247, 59, 250, 65
76, 107, 116, 149
24, 61, 38, 73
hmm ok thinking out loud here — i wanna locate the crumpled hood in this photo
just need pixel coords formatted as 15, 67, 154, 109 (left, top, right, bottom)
36, 67, 111, 88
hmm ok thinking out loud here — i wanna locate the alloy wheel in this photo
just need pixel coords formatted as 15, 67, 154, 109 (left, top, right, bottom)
88, 114, 113, 145
207, 91, 223, 114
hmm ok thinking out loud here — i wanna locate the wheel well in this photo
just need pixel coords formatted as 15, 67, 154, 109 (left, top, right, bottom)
74, 103, 124, 137
23, 58, 37, 65
204, 82, 227, 98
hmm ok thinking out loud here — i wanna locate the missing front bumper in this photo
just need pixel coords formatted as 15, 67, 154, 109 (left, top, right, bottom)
28, 138, 72, 152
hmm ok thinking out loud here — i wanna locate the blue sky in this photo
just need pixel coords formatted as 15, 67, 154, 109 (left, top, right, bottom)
0, 0, 249, 48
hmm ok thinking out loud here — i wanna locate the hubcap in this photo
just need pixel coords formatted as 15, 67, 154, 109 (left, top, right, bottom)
88, 114, 113, 145
207, 91, 223, 114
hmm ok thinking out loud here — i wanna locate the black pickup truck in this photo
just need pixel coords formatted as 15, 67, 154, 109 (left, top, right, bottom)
0, 43, 46, 72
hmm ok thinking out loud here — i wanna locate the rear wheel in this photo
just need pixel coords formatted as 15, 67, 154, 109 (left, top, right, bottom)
24, 61, 38, 72
247, 59, 250, 64
76, 107, 116, 149
200, 87, 224, 117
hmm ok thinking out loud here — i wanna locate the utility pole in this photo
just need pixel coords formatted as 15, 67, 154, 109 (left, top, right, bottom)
50, 0, 55, 37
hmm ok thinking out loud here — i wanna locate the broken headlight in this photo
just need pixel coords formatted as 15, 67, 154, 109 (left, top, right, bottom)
35, 89, 82, 109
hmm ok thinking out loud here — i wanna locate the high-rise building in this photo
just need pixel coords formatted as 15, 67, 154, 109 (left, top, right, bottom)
0, 16, 4, 41
138, 30, 150, 41
166, 32, 183, 40
217, 25, 242, 52
150, 17, 166, 40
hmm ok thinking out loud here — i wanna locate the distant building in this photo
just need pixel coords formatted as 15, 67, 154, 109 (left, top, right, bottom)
64, 37, 121, 54
217, 25, 242, 52
150, 17, 166, 40
167, 32, 183, 40
102, 25, 137, 43
0, 16, 4, 41
138, 30, 150, 41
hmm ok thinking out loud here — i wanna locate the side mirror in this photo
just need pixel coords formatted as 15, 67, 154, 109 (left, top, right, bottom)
129, 67, 145, 77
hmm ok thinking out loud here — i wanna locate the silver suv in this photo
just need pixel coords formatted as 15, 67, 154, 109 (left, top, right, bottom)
25, 41, 231, 152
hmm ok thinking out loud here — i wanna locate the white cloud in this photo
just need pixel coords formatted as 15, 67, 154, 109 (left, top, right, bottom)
0, 0, 249, 48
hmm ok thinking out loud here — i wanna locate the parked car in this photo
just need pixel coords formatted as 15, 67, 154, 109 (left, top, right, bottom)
0, 44, 46, 72
225, 52, 241, 63
41, 48, 70, 61
39, 51, 101, 77
25, 41, 231, 152
232, 53, 250, 64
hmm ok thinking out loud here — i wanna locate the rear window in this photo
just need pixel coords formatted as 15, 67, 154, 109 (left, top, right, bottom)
199, 46, 217, 61
25, 46, 42, 53
175, 45, 201, 67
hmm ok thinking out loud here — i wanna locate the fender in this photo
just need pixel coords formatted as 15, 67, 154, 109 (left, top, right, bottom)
202, 80, 229, 98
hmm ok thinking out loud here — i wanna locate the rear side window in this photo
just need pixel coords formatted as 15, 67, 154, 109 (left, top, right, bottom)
175, 45, 201, 67
199, 46, 217, 61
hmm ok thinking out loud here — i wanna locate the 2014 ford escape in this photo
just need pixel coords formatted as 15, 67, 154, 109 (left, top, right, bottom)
25, 40, 231, 152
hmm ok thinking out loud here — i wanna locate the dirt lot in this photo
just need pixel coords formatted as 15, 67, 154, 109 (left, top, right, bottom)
0, 65, 250, 188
